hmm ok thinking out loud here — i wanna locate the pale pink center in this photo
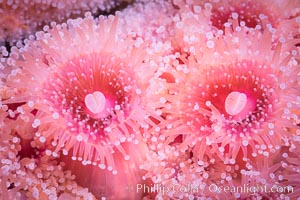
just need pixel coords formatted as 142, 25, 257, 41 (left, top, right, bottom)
225, 91, 247, 116
84, 91, 106, 114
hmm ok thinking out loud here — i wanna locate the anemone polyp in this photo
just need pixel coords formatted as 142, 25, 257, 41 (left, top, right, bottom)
173, 0, 299, 54
168, 22, 300, 162
200, 60, 276, 129
182, 60, 279, 148
0, 0, 132, 45
207, 0, 300, 38
208, 0, 275, 30
41, 52, 140, 149
3, 13, 156, 173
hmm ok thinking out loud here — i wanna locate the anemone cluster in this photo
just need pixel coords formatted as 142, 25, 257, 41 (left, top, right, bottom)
0, 0, 299, 199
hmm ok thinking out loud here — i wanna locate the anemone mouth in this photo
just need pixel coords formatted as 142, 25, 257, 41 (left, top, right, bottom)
42, 53, 135, 144
186, 60, 276, 136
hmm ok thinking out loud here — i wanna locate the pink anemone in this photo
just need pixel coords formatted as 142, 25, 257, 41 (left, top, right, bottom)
163, 22, 300, 164
3, 13, 160, 174
173, 0, 300, 53
120, 0, 176, 43
0, 0, 133, 45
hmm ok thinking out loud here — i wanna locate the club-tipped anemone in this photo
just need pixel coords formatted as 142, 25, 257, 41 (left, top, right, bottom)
205, 0, 280, 31
172, 0, 212, 55
0, 86, 41, 162
191, 0, 299, 31
168, 147, 295, 199
60, 136, 149, 199
200, 152, 295, 199
0, 0, 133, 45
140, 142, 248, 199
3, 13, 161, 173
276, 139, 300, 198
140, 144, 208, 199
120, 0, 176, 42
0, 105, 96, 199
1, 155, 97, 199
163, 23, 300, 163
232, 150, 300, 199
173, 0, 300, 53
141, 54, 185, 123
